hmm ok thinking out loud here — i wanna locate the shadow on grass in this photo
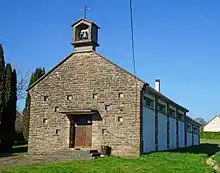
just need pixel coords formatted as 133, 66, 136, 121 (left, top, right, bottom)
167, 144, 220, 157
0, 145, 28, 158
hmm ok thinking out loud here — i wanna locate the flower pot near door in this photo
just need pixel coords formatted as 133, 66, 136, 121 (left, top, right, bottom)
100, 145, 111, 156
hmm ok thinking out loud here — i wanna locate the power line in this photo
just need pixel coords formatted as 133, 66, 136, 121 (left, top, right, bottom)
129, 0, 136, 76
129, 0, 138, 121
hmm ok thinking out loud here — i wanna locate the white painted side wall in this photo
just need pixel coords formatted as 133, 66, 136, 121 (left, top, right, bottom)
178, 121, 185, 148
141, 93, 190, 153
158, 113, 167, 151
169, 117, 173, 149
193, 134, 199, 145
187, 132, 192, 147
203, 116, 220, 132
142, 106, 155, 153
169, 117, 177, 149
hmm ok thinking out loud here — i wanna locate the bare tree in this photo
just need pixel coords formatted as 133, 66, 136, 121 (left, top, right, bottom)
11, 65, 30, 100
17, 70, 30, 100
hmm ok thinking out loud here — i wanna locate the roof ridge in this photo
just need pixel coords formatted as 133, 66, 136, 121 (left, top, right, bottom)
26, 50, 189, 113
71, 18, 100, 28
92, 51, 147, 85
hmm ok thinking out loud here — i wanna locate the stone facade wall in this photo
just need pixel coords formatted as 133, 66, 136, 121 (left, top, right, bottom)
28, 51, 145, 156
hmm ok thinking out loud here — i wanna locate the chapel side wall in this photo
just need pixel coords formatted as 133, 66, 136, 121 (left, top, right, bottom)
28, 52, 144, 156
187, 133, 193, 146
158, 112, 167, 151
142, 95, 155, 153
141, 93, 188, 153
169, 117, 177, 149
187, 123, 193, 147
192, 124, 200, 146
157, 99, 168, 151
178, 120, 185, 148
193, 133, 199, 145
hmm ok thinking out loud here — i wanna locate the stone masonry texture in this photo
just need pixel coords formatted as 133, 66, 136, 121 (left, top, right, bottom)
28, 51, 145, 157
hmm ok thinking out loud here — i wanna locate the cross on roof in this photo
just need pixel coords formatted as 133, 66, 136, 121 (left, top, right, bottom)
80, 6, 90, 19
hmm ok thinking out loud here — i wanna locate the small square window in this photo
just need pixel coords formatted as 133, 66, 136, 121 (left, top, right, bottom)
56, 129, 60, 135
43, 118, 47, 124
118, 117, 123, 123
119, 93, 124, 98
105, 105, 110, 111
93, 94, 97, 99
67, 95, 72, 100
44, 96, 49, 102
55, 106, 59, 112
102, 129, 107, 135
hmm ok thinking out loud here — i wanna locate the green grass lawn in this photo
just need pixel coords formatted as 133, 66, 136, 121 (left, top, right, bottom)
0, 152, 213, 173
1, 141, 219, 173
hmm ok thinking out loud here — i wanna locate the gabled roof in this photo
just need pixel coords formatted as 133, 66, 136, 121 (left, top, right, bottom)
27, 52, 74, 91
27, 51, 147, 91
26, 50, 188, 112
71, 18, 100, 29
145, 85, 189, 112
186, 115, 202, 126
203, 116, 220, 128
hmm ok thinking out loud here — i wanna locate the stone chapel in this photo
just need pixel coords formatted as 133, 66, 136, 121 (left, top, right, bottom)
27, 18, 200, 156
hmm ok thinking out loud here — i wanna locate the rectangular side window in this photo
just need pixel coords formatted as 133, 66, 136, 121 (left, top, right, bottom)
144, 96, 154, 109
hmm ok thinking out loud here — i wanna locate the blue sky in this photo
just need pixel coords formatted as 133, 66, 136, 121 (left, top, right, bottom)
1, 0, 220, 121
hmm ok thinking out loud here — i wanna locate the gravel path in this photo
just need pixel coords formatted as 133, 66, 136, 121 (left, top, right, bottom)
0, 149, 93, 168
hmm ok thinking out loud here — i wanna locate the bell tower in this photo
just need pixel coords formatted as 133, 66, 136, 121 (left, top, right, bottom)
71, 19, 100, 52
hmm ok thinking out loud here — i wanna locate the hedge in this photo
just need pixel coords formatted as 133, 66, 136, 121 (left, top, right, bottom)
200, 132, 220, 139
